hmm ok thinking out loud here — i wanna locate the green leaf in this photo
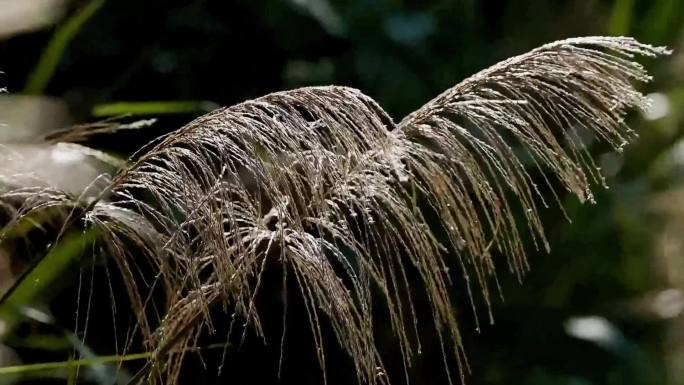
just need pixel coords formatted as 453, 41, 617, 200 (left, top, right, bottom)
607, 0, 634, 36
644, 0, 679, 43
0, 229, 100, 336
92, 101, 219, 117
66, 354, 76, 385
23, 0, 104, 95
0, 351, 150, 376
0, 344, 225, 377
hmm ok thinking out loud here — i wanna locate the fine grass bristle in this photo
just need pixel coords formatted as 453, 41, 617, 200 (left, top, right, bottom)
0, 36, 670, 385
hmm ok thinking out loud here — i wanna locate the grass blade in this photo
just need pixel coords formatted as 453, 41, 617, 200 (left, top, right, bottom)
92, 101, 219, 117
23, 0, 104, 95
0, 229, 99, 336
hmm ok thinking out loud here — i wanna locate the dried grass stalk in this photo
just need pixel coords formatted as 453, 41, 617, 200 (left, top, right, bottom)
0, 36, 670, 384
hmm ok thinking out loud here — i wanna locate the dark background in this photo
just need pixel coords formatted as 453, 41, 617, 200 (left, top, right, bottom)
1, 0, 684, 384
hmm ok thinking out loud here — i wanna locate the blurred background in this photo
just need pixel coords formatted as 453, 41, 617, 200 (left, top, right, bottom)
1, 0, 684, 384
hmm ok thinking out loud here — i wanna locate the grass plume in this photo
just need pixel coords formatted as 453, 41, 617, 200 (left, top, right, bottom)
0, 36, 670, 384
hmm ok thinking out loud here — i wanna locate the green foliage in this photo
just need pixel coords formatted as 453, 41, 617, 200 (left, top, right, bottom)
0, 229, 99, 335
92, 101, 218, 117
608, 0, 635, 35
23, 0, 103, 95
0, 351, 148, 377
1, 1, 684, 384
